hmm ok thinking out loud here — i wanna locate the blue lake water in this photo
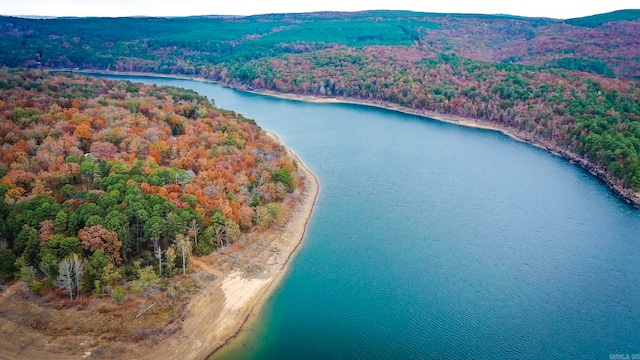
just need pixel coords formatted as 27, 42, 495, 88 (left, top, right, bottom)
103, 75, 640, 359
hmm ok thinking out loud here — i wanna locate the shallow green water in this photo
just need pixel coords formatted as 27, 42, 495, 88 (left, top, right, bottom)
105, 75, 640, 359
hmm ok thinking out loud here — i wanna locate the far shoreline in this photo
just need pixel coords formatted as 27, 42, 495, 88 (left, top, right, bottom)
71, 68, 640, 208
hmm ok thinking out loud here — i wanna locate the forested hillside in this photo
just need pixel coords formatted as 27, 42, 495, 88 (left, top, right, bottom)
1, 10, 640, 202
2, 10, 639, 77
0, 68, 299, 298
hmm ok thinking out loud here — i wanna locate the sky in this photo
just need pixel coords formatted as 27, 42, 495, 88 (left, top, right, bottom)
1, 0, 639, 19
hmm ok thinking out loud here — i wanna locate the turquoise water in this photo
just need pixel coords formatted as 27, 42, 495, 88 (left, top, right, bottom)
105, 76, 640, 359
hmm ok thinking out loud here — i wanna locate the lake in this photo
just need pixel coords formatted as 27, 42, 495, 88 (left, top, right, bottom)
103, 75, 640, 359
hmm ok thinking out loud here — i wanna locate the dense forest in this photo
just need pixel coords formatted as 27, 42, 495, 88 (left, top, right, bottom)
0, 10, 639, 201
0, 68, 300, 299
2, 10, 639, 77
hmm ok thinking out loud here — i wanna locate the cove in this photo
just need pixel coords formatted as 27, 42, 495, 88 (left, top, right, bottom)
102, 75, 640, 359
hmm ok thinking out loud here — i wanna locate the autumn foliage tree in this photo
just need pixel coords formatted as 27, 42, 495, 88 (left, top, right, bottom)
73, 123, 93, 152
78, 225, 122, 265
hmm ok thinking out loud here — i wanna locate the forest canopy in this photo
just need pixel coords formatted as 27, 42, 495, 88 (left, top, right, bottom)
0, 68, 300, 296
0, 10, 639, 195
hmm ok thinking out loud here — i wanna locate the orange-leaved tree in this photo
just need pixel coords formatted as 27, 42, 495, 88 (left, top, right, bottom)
78, 225, 122, 265
73, 123, 92, 152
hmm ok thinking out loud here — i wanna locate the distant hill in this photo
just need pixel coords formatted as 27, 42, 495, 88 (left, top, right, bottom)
566, 9, 640, 27
1, 9, 637, 77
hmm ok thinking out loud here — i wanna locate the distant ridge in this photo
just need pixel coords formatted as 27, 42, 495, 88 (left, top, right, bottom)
4, 9, 636, 23
244, 9, 558, 22
565, 9, 640, 27
6, 15, 58, 19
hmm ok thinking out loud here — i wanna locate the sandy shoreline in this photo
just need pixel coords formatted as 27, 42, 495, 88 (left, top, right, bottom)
205, 134, 320, 359
149, 147, 319, 360
205, 140, 319, 359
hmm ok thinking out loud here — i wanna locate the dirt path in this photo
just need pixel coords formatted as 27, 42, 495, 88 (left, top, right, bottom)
0, 282, 21, 299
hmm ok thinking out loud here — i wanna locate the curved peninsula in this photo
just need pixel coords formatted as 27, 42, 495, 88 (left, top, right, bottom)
0, 69, 318, 359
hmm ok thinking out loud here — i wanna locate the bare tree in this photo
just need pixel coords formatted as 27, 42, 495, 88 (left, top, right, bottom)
175, 234, 191, 275
214, 225, 226, 248
56, 254, 85, 300
165, 245, 176, 277
56, 258, 75, 300
154, 242, 163, 277
72, 254, 84, 296
188, 219, 200, 247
